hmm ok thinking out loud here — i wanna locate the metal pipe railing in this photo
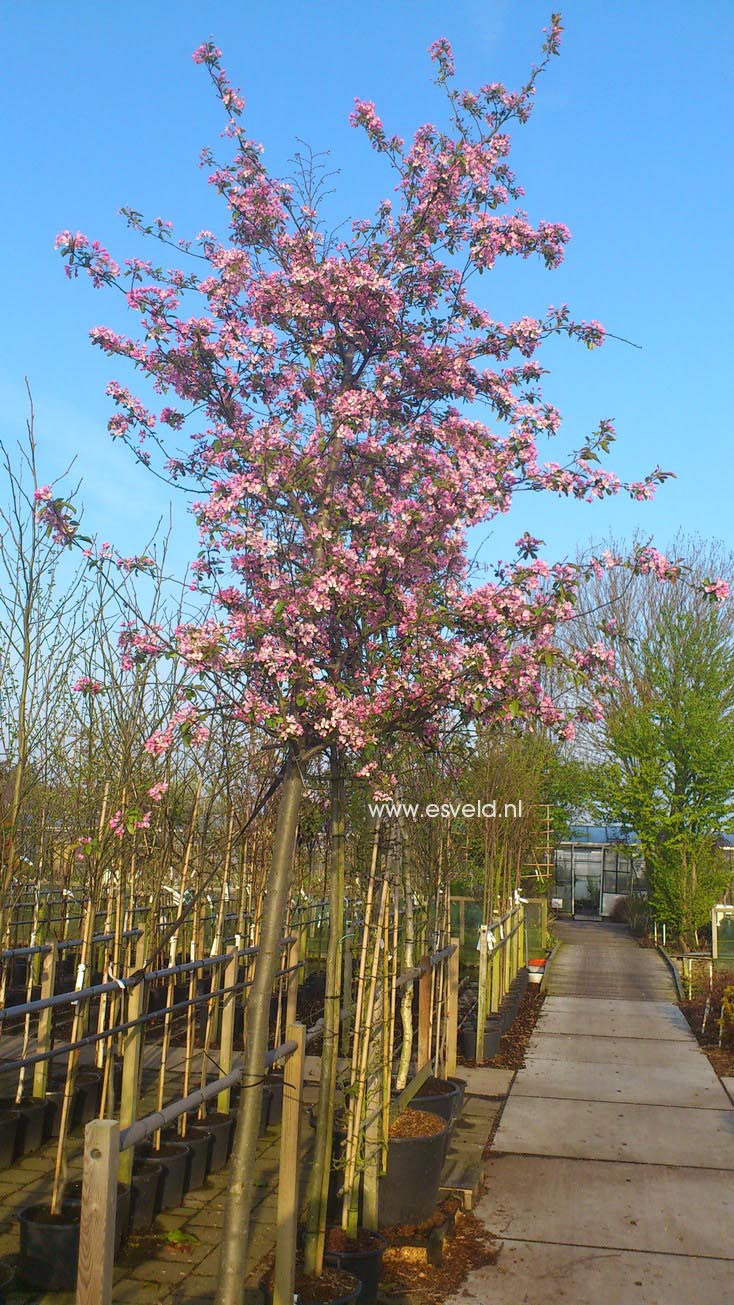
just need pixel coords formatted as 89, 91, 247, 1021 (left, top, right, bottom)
118, 1037, 298, 1152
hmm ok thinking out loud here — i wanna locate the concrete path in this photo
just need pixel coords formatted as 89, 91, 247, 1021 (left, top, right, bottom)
447, 921, 734, 1305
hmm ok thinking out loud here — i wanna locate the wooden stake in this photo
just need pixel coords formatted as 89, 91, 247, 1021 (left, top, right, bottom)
75, 1118, 119, 1305
273, 1024, 305, 1305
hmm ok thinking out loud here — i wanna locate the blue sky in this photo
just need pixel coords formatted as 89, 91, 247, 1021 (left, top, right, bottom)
1, 0, 732, 575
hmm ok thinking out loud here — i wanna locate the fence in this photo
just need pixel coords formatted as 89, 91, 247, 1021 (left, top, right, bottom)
474, 903, 526, 1062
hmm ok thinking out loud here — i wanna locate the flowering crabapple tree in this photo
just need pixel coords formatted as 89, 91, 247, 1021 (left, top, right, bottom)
55, 15, 671, 1297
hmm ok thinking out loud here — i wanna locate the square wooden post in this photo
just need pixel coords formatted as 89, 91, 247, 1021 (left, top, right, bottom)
32, 940, 58, 1100
273, 1023, 306, 1305
76, 1118, 119, 1305
417, 957, 432, 1068
475, 928, 488, 1063
217, 946, 240, 1116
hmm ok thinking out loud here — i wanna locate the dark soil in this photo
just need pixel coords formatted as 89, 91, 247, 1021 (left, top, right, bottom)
490, 987, 545, 1071
325, 1226, 383, 1253
458, 985, 545, 1075
680, 970, 734, 1077
382, 1195, 460, 1241
414, 1076, 455, 1098
389, 1108, 446, 1140
19, 1204, 80, 1226
263, 1261, 358, 1303
380, 1210, 499, 1304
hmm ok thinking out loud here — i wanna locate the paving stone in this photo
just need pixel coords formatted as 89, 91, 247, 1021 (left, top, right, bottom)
465, 920, 734, 1302
130, 1256, 192, 1284
461, 1066, 514, 1097
113, 1279, 166, 1302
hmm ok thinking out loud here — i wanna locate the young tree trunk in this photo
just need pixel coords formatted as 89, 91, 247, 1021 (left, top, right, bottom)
303, 749, 345, 1274
395, 824, 415, 1091
215, 753, 304, 1305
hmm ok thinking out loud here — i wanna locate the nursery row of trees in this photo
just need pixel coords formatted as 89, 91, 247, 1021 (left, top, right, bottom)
4, 15, 729, 1301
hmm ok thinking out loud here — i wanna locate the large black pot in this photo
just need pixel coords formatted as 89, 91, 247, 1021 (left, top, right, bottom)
139, 1141, 190, 1210
130, 1157, 163, 1232
181, 1126, 212, 1190
66, 1180, 131, 1253
483, 1015, 502, 1060
11, 1097, 48, 1155
0, 1262, 14, 1302
203, 1111, 235, 1172
0, 1110, 20, 1170
378, 1111, 449, 1228
265, 1071, 284, 1129
411, 1078, 462, 1129
459, 1020, 477, 1059
18, 1202, 81, 1291
74, 1070, 103, 1126
325, 1231, 386, 1304
447, 1076, 467, 1122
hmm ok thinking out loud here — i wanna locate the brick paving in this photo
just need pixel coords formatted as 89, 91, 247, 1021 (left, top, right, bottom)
0, 1047, 318, 1305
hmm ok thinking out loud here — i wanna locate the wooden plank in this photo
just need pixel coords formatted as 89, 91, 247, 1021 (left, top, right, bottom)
76, 1118, 119, 1305
273, 1022, 305, 1305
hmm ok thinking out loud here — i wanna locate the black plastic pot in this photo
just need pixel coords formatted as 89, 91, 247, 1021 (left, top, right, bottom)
265, 1071, 284, 1129
18, 1202, 81, 1291
0, 1096, 45, 1157
412, 1078, 461, 1129
259, 1084, 272, 1136
75, 1070, 103, 1126
483, 1015, 502, 1060
181, 1126, 212, 1190
447, 1076, 467, 1123
129, 1157, 163, 1232
66, 1180, 131, 1253
325, 1231, 387, 1304
0, 1110, 20, 1171
203, 1111, 235, 1172
43, 1086, 68, 1139
139, 1141, 190, 1210
459, 1020, 477, 1059
378, 1112, 449, 1228
0, 1261, 14, 1302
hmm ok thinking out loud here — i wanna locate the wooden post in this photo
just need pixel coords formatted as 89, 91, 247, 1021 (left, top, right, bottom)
518, 905, 526, 969
32, 940, 58, 1100
417, 956, 431, 1068
117, 939, 146, 1187
217, 947, 240, 1116
273, 1023, 305, 1305
490, 938, 501, 1014
475, 927, 488, 1063
446, 940, 459, 1078
75, 1118, 119, 1305
286, 934, 300, 1032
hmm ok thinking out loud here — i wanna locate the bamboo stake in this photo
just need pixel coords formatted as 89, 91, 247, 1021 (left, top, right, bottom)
153, 782, 201, 1150
341, 878, 389, 1233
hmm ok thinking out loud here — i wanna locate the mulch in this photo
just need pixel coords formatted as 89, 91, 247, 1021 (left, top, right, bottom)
380, 1210, 499, 1304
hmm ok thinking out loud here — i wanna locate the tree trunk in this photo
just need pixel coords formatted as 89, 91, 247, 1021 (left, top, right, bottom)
303, 749, 345, 1274
215, 753, 304, 1305
395, 825, 415, 1091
